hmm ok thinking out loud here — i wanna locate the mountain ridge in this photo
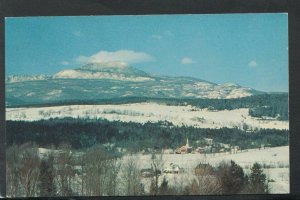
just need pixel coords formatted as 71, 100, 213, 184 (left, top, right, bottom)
6, 63, 265, 106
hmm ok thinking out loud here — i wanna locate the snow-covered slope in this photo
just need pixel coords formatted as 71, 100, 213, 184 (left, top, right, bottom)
53, 69, 154, 81
6, 103, 289, 130
5, 74, 51, 83
53, 62, 154, 82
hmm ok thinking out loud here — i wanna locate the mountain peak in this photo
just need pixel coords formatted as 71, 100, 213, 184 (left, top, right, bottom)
53, 62, 153, 82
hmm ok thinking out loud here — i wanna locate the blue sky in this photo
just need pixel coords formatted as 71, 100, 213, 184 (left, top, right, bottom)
5, 14, 288, 92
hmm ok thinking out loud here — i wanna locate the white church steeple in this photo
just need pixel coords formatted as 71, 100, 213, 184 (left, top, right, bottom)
186, 137, 189, 147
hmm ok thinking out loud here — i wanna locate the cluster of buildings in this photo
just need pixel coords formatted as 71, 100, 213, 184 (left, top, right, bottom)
175, 138, 193, 154
170, 137, 241, 154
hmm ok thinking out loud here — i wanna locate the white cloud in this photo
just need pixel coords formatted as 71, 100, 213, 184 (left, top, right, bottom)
60, 61, 70, 66
76, 50, 155, 64
248, 60, 257, 68
76, 56, 89, 64
181, 57, 195, 65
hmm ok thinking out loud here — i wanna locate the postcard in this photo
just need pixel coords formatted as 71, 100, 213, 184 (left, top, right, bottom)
5, 14, 289, 197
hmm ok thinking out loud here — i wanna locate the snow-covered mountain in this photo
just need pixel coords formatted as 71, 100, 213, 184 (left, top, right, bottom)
5, 62, 263, 106
53, 62, 154, 82
5, 74, 51, 83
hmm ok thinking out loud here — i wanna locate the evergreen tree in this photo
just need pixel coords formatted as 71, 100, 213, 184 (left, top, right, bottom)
249, 162, 268, 194
218, 160, 247, 194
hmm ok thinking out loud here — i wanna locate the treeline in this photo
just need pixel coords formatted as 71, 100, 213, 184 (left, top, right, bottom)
6, 118, 289, 152
159, 93, 288, 120
6, 143, 270, 197
249, 105, 288, 120
7, 93, 288, 120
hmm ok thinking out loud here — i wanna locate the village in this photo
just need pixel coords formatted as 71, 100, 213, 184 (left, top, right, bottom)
139, 137, 243, 177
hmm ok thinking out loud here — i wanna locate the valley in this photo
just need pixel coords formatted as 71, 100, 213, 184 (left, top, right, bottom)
5, 63, 289, 196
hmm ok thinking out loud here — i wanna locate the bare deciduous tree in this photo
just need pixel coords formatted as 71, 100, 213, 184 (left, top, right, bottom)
54, 143, 75, 196
19, 146, 40, 197
7, 143, 41, 197
149, 153, 164, 195
82, 145, 121, 196
185, 175, 222, 195
121, 156, 144, 196
106, 158, 121, 196
6, 144, 22, 197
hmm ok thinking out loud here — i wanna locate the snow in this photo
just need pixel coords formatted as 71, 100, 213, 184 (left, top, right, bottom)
26, 92, 35, 97
53, 69, 154, 82
5, 74, 50, 83
265, 168, 289, 193
47, 90, 62, 96
208, 146, 289, 168
221, 83, 239, 87
6, 103, 289, 130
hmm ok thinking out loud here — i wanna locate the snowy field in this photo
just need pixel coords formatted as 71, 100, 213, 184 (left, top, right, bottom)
6, 103, 288, 130
124, 146, 289, 194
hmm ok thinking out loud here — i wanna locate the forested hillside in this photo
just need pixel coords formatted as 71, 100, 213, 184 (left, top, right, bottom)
6, 118, 288, 152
